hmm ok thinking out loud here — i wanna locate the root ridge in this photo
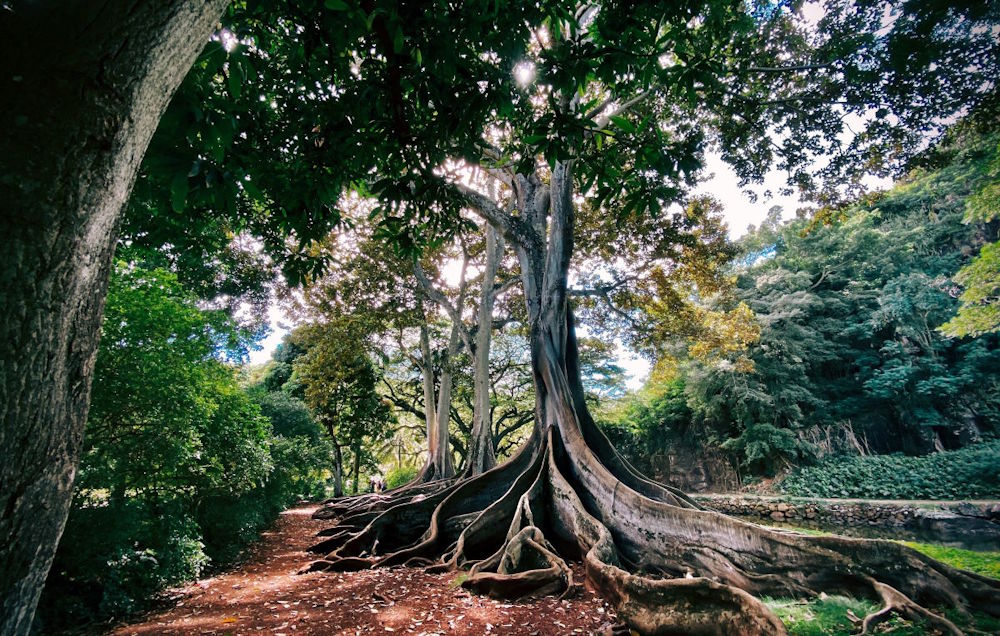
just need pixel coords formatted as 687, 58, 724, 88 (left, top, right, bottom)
304, 418, 1000, 635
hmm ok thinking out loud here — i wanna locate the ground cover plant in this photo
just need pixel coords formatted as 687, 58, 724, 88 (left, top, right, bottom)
780, 441, 1000, 500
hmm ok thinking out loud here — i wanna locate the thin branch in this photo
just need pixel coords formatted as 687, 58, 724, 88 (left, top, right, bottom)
740, 63, 835, 74
568, 275, 638, 297
591, 90, 654, 130
413, 258, 475, 355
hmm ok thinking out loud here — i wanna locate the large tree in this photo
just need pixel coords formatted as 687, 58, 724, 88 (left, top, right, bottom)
294, 1, 1000, 633
0, 2, 228, 632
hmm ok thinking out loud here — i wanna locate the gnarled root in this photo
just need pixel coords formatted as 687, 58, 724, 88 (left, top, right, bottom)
312, 478, 454, 521
306, 416, 1000, 634
462, 526, 572, 599
307, 439, 539, 571
858, 579, 962, 635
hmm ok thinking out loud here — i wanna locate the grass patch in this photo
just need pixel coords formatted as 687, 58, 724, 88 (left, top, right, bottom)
901, 541, 1000, 579
765, 595, 877, 635
766, 595, 1000, 635
763, 536, 1000, 633
767, 523, 1000, 581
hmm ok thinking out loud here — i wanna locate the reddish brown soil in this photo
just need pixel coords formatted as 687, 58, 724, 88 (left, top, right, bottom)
110, 505, 620, 635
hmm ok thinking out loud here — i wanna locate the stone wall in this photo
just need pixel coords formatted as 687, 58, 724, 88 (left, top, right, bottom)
644, 447, 739, 493
693, 494, 1000, 550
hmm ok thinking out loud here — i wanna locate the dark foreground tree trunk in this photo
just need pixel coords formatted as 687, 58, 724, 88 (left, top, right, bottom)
305, 158, 1000, 634
0, 2, 228, 633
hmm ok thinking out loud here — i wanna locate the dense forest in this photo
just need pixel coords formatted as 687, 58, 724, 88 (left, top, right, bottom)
604, 126, 1000, 492
3, 1, 1000, 635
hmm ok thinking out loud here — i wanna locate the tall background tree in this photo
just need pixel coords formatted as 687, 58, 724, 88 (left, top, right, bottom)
290, 321, 396, 496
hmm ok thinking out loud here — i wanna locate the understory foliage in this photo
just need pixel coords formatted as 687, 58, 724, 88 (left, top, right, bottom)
781, 441, 1000, 500
35, 265, 333, 630
607, 128, 1000, 484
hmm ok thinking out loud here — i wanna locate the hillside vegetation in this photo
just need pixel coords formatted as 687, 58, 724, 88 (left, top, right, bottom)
604, 129, 1000, 490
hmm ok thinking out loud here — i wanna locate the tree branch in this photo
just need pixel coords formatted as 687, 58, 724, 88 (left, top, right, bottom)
589, 90, 654, 130
412, 259, 475, 354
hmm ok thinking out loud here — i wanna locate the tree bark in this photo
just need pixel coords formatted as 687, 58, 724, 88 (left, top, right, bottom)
351, 444, 361, 495
432, 322, 460, 479
0, 2, 228, 633
332, 442, 345, 498
466, 225, 503, 475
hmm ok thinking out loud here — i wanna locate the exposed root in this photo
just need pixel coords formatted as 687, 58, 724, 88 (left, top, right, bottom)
305, 396, 1000, 634
312, 478, 453, 521
859, 578, 963, 635
462, 526, 571, 598
308, 439, 539, 571
300, 555, 374, 574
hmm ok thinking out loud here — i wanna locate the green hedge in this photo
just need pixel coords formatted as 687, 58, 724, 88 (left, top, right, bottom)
780, 441, 1000, 500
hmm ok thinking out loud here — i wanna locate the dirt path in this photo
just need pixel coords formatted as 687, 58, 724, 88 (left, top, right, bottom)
110, 505, 617, 635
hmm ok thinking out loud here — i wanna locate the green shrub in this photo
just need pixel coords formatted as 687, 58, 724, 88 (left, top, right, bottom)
385, 465, 420, 489
780, 440, 1000, 499
35, 265, 335, 632
722, 423, 817, 477
38, 500, 209, 630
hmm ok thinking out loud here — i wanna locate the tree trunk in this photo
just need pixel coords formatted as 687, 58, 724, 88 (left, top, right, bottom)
412, 316, 452, 484
332, 442, 344, 498
351, 444, 361, 496
432, 322, 460, 479
466, 225, 503, 475
0, 2, 228, 632
419, 321, 438, 456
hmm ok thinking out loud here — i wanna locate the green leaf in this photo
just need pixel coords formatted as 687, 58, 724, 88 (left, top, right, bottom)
242, 178, 264, 202
170, 173, 188, 213
324, 0, 349, 10
610, 115, 635, 134
392, 28, 405, 55
227, 65, 242, 99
